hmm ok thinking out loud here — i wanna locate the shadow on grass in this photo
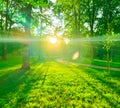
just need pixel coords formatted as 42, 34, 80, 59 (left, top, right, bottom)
40, 62, 49, 86
81, 68, 120, 95
58, 62, 119, 108
0, 62, 49, 107
77, 67, 119, 107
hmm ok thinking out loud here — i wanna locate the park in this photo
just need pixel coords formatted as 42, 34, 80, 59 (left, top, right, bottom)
0, 0, 120, 107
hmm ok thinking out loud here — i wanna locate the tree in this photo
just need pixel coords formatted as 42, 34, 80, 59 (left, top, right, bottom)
85, 0, 100, 36
21, 3, 32, 70
96, 0, 120, 35
103, 36, 113, 73
1, 0, 9, 60
20, 0, 50, 69
0, 0, 18, 60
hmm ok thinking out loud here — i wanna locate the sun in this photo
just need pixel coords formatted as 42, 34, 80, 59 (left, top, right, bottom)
49, 37, 57, 44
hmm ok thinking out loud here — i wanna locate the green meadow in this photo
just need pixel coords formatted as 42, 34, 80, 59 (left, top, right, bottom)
0, 56, 120, 108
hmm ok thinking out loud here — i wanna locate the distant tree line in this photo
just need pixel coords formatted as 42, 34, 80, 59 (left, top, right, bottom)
0, 0, 120, 69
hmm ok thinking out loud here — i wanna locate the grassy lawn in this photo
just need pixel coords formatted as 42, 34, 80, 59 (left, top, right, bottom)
0, 57, 120, 108
92, 59, 120, 68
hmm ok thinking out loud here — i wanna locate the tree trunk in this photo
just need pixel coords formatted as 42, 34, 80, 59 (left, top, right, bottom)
40, 6, 43, 36
77, 7, 81, 37
90, 0, 95, 37
2, 43, 7, 60
21, 45, 30, 70
21, 4, 32, 70
74, 7, 78, 37
106, 50, 110, 73
2, 0, 9, 60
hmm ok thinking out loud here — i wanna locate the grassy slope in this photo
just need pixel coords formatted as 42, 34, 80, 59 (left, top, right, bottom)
0, 57, 120, 108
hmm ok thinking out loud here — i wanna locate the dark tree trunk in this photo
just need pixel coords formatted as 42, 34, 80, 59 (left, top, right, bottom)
77, 7, 81, 37
74, 7, 78, 37
2, 43, 7, 60
87, 0, 96, 61
2, 0, 9, 60
88, 0, 95, 37
21, 45, 30, 70
21, 4, 32, 70
40, 6, 43, 36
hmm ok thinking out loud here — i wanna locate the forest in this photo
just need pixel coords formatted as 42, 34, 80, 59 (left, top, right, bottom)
0, 0, 120, 107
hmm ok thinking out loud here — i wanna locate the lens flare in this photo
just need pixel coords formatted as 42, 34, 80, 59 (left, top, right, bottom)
72, 51, 79, 60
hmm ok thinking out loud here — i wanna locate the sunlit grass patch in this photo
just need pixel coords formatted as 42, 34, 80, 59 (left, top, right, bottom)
0, 60, 120, 107
24, 62, 120, 107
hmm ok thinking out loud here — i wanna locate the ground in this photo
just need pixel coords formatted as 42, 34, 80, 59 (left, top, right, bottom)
0, 57, 120, 107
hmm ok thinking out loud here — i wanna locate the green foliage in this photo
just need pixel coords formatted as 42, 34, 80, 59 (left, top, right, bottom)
103, 36, 113, 51
0, 0, 120, 37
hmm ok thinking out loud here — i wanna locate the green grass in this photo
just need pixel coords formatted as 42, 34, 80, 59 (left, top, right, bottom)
0, 56, 22, 69
62, 54, 120, 69
92, 59, 120, 68
0, 57, 120, 107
